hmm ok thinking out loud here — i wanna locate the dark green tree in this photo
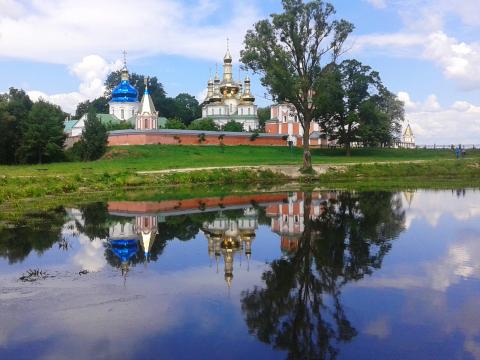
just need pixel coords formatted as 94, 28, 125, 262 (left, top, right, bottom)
223, 120, 244, 132
0, 88, 33, 164
174, 93, 201, 126
188, 118, 219, 131
317, 60, 404, 154
16, 100, 66, 164
256, 106, 271, 131
241, 0, 354, 170
75, 97, 109, 119
241, 191, 405, 359
78, 109, 108, 161
164, 118, 187, 129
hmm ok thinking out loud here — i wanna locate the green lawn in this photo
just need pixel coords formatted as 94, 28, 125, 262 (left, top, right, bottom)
0, 145, 474, 177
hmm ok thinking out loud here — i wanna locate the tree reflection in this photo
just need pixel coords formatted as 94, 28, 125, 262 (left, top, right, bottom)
241, 192, 405, 359
0, 207, 66, 263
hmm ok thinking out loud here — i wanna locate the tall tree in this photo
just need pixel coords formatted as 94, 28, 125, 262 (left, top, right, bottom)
223, 120, 244, 132
16, 100, 65, 164
317, 60, 404, 154
78, 109, 108, 161
241, 0, 353, 170
256, 106, 271, 131
75, 97, 109, 119
0, 88, 33, 164
174, 93, 201, 126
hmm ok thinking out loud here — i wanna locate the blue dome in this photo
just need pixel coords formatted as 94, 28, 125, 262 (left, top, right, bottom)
110, 239, 138, 263
111, 80, 138, 103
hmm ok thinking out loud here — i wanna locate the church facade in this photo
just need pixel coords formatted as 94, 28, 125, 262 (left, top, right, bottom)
200, 44, 259, 131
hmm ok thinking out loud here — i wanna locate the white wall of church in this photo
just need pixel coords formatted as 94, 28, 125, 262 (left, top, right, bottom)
109, 102, 139, 121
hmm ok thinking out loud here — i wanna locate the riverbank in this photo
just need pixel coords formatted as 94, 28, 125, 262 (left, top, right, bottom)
1, 153, 479, 216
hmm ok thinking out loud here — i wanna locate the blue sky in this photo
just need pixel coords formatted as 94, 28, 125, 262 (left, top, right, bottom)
0, 0, 479, 144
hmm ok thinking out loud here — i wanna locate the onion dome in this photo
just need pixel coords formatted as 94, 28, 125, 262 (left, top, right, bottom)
111, 75, 138, 103
111, 55, 138, 103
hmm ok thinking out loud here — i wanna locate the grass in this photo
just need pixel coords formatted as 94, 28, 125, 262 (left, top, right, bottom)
0, 145, 479, 206
0, 145, 475, 177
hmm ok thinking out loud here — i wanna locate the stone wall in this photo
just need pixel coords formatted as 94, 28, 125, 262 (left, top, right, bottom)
107, 129, 288, 147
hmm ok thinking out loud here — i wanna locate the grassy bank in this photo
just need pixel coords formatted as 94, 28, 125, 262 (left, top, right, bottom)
0, 145, 479, 206
1, 145, 476, 177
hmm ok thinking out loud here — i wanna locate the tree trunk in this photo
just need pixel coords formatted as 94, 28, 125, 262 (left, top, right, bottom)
346, 142, 351, 157
302, 120, 312, 171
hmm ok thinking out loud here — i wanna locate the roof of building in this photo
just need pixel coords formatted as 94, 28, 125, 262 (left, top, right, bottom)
111, 79, 138, 103
139, 86, 157, 115
404, 123, 414, 137
64, 119, 79, 133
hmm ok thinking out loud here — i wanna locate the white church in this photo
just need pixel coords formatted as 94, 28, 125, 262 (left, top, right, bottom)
200, 43, 259, 131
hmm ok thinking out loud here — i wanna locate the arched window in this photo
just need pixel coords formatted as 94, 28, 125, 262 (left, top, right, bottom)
144, 119, 148, 129
248, 107, 251, 115
241, 108, 243, 115
121, 109, 124, 119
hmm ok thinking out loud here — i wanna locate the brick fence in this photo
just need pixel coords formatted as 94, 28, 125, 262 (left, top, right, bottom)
107, 129, 288, 147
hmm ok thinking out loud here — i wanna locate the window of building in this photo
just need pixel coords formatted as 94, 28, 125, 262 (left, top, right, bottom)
241, 108, 243, 115
230, 104, 233, 113
121, 109, 124, 119
294, 215, 299, 223
248, 107, 251, 115
283, 115, 287, 122
144, 119, 148, 129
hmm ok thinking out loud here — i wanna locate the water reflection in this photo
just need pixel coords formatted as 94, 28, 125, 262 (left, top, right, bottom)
2, 190, 480, 359
241, 192, 405, 359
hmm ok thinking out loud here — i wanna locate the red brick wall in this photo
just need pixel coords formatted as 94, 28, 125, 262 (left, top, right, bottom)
108, 132, 287, 147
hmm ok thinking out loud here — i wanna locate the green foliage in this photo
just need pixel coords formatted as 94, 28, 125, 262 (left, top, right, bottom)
249, 132, 259, 141
188, 118, 219, 131
197, 133, 206, 143
16, 100, 66, 164
173, 93, 201, 126
256, 107, 270, 131
104, 121, 134, 131
165, 118, 186, 129
317, 59, 405, 154
0, 88, 33, 164
222, 120, 244, 132
77, 109, 108, 161
75, 97, 109, 119
241, 0, 354, 169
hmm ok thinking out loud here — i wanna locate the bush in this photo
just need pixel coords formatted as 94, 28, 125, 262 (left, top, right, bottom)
188, 118, 219, 131
223, 120, 243, 132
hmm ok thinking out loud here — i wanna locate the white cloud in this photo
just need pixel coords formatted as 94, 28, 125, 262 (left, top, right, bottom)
365, 0, 387, 9
27, 55, 122, 113
354, 0, 480, 90
0, 0, 258, 64
400, 92, 480, 145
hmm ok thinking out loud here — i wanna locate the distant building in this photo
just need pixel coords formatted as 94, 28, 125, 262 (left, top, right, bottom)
64, 53, 163, 138
200, 42, 259, 131
394, 123, 416, 149
265, 103, 335, 147
135, 78, 159, 130
109, 56, 140, 122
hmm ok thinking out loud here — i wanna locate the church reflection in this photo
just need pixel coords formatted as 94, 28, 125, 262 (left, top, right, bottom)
203, 208, 257, 286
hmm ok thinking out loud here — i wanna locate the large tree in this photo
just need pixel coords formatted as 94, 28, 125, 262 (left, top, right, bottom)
317, 60, 404, 154
75, 97, 109, 119
78, 109, 108, 161
241, 0, 353, 170
0, 88, 33, 164
173, 93, 201, 126
16, 100, 66, 164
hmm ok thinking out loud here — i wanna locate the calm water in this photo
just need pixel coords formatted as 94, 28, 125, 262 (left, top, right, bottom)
0, 189, 480, 360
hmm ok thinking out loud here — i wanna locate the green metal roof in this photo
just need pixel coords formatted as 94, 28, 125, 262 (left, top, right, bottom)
64, 119, 79, 132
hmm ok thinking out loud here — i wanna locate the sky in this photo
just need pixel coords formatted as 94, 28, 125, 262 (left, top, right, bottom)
0, 0, 479, 145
